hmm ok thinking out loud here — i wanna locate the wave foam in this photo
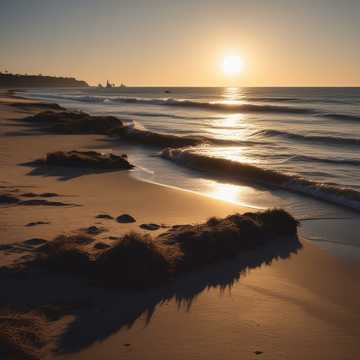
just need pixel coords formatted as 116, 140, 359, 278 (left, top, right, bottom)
44, 94, 314, 115
161, 148, 360, 211
38, 93, 360, 124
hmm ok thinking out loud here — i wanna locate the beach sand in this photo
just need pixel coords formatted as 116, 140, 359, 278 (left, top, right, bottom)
1, 92, 359, 360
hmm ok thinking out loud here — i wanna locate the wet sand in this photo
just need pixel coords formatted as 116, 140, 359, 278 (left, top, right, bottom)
1, 92, 360, 360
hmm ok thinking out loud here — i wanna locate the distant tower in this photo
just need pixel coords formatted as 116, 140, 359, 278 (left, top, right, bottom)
106, 80, 112, 88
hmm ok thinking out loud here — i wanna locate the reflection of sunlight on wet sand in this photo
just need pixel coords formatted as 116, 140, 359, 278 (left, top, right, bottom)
207, 182, 250, 204
209, 183, 239, 203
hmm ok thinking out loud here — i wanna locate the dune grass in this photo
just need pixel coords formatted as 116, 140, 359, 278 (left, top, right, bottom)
0, 311, 47, 360
96, 232, 175, 287
29, 209, 298, 288
33, 234, 94, 273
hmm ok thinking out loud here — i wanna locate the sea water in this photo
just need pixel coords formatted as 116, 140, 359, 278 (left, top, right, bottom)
26, 87, 360, 258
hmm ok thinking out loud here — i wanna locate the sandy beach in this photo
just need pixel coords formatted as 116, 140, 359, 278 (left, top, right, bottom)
1, 92, 360, 360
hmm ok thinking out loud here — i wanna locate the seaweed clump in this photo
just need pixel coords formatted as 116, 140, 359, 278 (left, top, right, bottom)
40, 150, 134, 170
24, 111, 125, 135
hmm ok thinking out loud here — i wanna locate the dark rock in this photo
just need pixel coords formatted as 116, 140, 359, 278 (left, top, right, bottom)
254, 351, 263, 355
140, 223, 160, 231
19, 199, 74, 206
96, 214, 114, 220
94, 242, 111, 250
21, 192, 59, 198
23, 111, 124, 135
41, 150, 134, 170
25, 221, 50, 227
85, 226, 106, 235
116, 214, 136, 223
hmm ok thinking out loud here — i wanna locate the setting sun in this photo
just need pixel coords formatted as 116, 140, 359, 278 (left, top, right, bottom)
223, 55, 243, 75
1, 2, 360, 359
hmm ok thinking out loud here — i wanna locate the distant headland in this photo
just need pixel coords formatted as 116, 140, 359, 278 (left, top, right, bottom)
0, 71, 89, 88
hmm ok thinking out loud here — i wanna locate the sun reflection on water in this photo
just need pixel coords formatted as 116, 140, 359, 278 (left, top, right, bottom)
207, 113, 253, 142
195, 146, 258, 164
213, 113, 244, 128
223, 87, 245, 101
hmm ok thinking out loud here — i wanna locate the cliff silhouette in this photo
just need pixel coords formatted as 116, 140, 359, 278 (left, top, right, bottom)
0, 72, 89, 88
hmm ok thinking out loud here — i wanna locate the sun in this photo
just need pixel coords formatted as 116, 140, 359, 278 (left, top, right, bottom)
223, 55, 243, 75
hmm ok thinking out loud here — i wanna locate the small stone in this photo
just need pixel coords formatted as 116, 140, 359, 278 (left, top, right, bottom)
140, 223, 160, 231
254, 351, 263, 355
96, 214, 114, 220
116, 214, 136, 223
25, 221, 50, 227
86, 226, 105, 235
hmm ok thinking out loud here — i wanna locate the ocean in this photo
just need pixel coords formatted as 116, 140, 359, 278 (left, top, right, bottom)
25, 87, 360, 257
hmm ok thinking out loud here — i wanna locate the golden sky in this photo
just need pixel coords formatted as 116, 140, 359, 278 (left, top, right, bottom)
1, 0, 360, 86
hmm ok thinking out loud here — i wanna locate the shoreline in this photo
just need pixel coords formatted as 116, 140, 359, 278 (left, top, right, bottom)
1, 91, 360, 359
20, 89, 360, 214
20, 89, 360, 261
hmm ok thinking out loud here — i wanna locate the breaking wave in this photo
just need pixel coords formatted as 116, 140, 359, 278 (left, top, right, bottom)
124, 126, 262, 148
44, 94, 314, 115
37, 94, 360, 123
161, 148, 360, 211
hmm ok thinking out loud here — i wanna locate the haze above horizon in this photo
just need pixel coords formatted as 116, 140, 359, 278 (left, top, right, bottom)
1, 0, 360, 87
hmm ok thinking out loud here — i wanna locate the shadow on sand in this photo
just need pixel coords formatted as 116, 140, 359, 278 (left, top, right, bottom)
0, 235, 302, 355
19, 161, 134, 181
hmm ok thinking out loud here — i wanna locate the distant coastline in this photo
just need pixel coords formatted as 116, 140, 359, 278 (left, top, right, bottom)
0, 72, 89, 88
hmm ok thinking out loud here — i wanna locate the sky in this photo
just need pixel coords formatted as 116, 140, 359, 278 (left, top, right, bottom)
1, 0, 360, 86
